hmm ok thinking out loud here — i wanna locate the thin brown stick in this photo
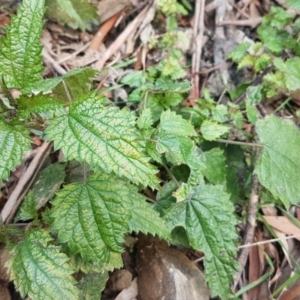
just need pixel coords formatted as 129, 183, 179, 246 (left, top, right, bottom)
189, 0, 205, 105
217, 17, 262, 28
89, 10, 124, 51
1, 142, 52, 224
94, 3, 150, 71
232, 147, 261, 291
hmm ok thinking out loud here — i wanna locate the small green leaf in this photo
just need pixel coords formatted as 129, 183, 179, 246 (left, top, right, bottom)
228, 42, 251, 63
7, 229, 78, 300
201, 148, 226, 184
16, 190, 38, 222
156, 132, 194, 164
128, 197, 170, 239
212, 105, 228, 123
51, 173, 133, 263
78, 272, 108, 300
160, 109, 195, 136
137, 108, 153, 129
46, 95, 159, 188
255, 115, 300, 208
121, 71, 145, 87
246, 103, 258, 125
0, 0, 44, 89
164, 185, 238, 299
200, 120, 229, 141
274, 57, 300, 91
0, 122, 30, 182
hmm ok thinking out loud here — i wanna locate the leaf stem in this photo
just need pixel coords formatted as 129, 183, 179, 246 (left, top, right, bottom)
216, 139, 263, 148
163, 163, 180, 188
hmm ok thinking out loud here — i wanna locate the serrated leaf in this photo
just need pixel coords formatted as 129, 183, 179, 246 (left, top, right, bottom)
16, 190, 38, 221
128, 198, 170, 239
0, 122, 30, 182
78, 271, 108, 300
238, 54, 255, 69
201, 148, 226, 184
160, 109, 195, 136
17, 94, 64, 119
255, 115, 300, 208
24, 68, 96, 95
212, 105, 228, 123
164, 185, 238, 299
137, 108, 153, 129
228, 42, 251, 63
0, 0, 44, 89
7, 229, 78, 300
156, 131, 194, 164
45, 0, 98, 30
274, 57, 300, 91
154, 181, 177, 215
51, 173, 133, 263
200, 120, 229, 141
46, 95, 158, 187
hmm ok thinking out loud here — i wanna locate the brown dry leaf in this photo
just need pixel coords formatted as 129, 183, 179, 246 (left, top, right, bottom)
97, 0, 133, 24
263, 216, 300, 241
248, 244, 261, 299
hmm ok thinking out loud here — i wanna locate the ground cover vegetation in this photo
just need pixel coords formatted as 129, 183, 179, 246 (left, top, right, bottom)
0, 0, 300, 299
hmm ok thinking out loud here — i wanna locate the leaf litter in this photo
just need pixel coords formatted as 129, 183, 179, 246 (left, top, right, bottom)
1, 0, 300, 299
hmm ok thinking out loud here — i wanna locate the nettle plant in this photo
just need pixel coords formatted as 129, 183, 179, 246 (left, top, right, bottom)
1, 1, 300, 299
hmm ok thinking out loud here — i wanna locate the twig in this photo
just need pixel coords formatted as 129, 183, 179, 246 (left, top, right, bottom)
194, 234, 300, 263
232, 147, 261, 291
57, 42, 91, 64
189, 0, 206, 104
94, 3, 151, 71
42, 48, 67, 75
89, 11, 124, 51
216, 139, 263, 148
217, 17, 262, 28
1, 142, 52, 224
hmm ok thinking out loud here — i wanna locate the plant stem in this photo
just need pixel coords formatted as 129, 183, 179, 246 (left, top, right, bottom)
216, 139, 263, 148
163, 163, 180, 188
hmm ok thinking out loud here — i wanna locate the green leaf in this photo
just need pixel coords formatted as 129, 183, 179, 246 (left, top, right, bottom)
45, 0, 98, 30
128, 197, 170, 239
274, 57, 300, 91
159, 109, 195, 136
24, 68, 96, 95
51, 173, 133, 263
200, 120, 229, 141
46, 95, 159, 187
212, 105, 228, 123
33, 163, 66, 209
17, 94, 64, 119
201, 148, 226, 184
164, 185, 238, 299
0, 0, 44, 89
154, 181, 177, 215
16, 190, 38, 222
0, 122, 30, 182
287, 0, 300, 10
255, 115, 300, 208
121, 71, 145, 87
7, 229, 78, 300
137, 108, 153, 129
156, 131, 194, 164
246, 102, 258, 125
228, 42, 251, 63
78, 272, 108, 300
